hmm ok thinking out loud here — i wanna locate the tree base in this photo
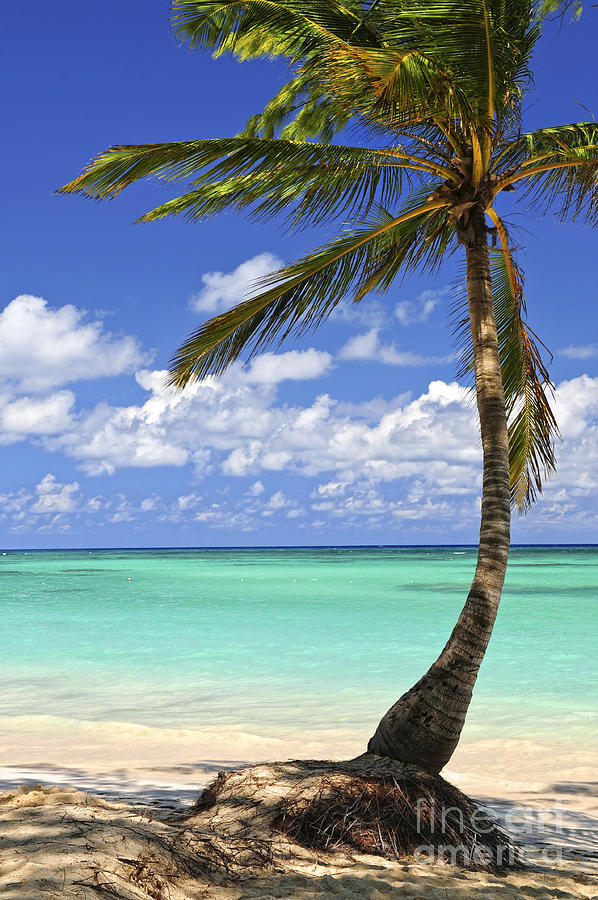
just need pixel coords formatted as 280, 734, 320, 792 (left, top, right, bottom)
179, 753, 524, 875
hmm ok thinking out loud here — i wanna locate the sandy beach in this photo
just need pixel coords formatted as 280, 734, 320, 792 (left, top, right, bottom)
1, 724, 596, 898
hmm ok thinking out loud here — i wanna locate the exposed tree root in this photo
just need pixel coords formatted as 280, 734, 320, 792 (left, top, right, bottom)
181, 753, 524, 875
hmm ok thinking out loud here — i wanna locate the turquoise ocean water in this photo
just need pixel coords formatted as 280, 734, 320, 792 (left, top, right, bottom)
1, 546, 597, 746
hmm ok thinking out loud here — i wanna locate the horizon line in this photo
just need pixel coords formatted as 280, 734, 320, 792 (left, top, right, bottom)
2, 543, 597, 552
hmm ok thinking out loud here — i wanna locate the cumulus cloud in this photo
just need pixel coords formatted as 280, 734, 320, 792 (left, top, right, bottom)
46, 355, 480, 506
30, 474, 80, 514
243, 349, 333, 384
247, 481, 265, 496
190, 252, 284, 314
0, 295, 150, 392
6, 370, 598, 536
338, 328, 452, 366
0, 390, 75, 444
395, 288, 448, 326
0, 474, 84, 533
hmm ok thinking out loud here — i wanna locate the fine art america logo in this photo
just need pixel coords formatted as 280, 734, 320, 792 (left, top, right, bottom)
414, 798, 565, 867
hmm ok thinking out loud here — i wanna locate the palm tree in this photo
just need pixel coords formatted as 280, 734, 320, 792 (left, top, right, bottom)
60, 0, 597, 774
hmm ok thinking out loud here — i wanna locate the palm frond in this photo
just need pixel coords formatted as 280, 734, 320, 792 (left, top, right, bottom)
493, 122, 598, 225
491, 245, 558, 510
367, 0, 539, 123
168, 196, 448, 386
58, 137, 452, 229
172, 0, 540, 140
171, 0, 382, 63
454, 215, 558, 510
239, 70, 352, 142
319, 44, 477, 128
354, 202, 458, 298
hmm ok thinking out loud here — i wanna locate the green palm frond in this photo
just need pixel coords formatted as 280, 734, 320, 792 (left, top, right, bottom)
318, 44, 477, 128
354, 202, 457, 298
171, 0, 381, 61
240, 74, 310, 138
367, 0, 539, 121
169, 196, 448, 386
58, 137, 453, 228
239, 70, 352, 142
493, 122, 598, 224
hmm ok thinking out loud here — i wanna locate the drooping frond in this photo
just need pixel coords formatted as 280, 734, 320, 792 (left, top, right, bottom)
453, 213, 558, 510
490, 245, 558, 510
58, 137, 452, 229
168, 197, 448, 386
492, 122, 598, 225
353, 200, 458, 298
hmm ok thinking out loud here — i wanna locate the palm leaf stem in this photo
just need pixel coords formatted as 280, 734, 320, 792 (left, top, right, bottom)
434, 119, 464, 156
486, 206, 517, 298
471, 130, 485, 187
376, 150, 458, 181
394, 130, 455, 163
494, 156, 598, 193
481, 0, 495, 159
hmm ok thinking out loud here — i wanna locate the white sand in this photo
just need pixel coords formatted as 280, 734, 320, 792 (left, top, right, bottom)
1, 773, 597, 900
1, 719, 597, 897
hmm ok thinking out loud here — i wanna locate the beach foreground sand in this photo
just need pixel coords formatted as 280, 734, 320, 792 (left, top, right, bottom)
1, 748, 597, 900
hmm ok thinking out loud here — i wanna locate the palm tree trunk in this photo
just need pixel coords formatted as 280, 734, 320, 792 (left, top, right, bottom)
367, 203, 511, 774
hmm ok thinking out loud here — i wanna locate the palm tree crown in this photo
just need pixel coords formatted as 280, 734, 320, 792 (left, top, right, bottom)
60, 0, 597, 511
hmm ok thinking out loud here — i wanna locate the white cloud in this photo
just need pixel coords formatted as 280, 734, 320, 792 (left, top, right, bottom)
314, 481, 349, 498
395, 288, 448, 326
176, 493, 202, 511
553, 374, 598, 440
330, 298, 387, 329
45, 355, 480, 506
140, 496, 161, 512
190, 253, 284, 314
338, 328, 451, 366
265, 490, 290, 510
247, 480, 265, 496
0, 391, 74, 443
244, 349, 333, 384
0, 295, 150, 392
30, 474, 80, 514
5, 294, 598, 537
0, 488, 32, 516
559, 343, 598, 360
50, 394, 191, 475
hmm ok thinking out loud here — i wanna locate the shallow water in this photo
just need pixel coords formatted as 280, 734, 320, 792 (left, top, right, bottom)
1, 545, 597, 746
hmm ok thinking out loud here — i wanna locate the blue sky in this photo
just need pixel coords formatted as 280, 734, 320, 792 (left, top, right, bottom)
1, 1, 596, 548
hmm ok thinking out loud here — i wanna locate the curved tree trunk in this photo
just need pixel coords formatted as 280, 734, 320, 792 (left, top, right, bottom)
368, 204, 511, 774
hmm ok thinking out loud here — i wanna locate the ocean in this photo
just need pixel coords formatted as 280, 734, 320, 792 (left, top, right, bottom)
1, 545, 596, 755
